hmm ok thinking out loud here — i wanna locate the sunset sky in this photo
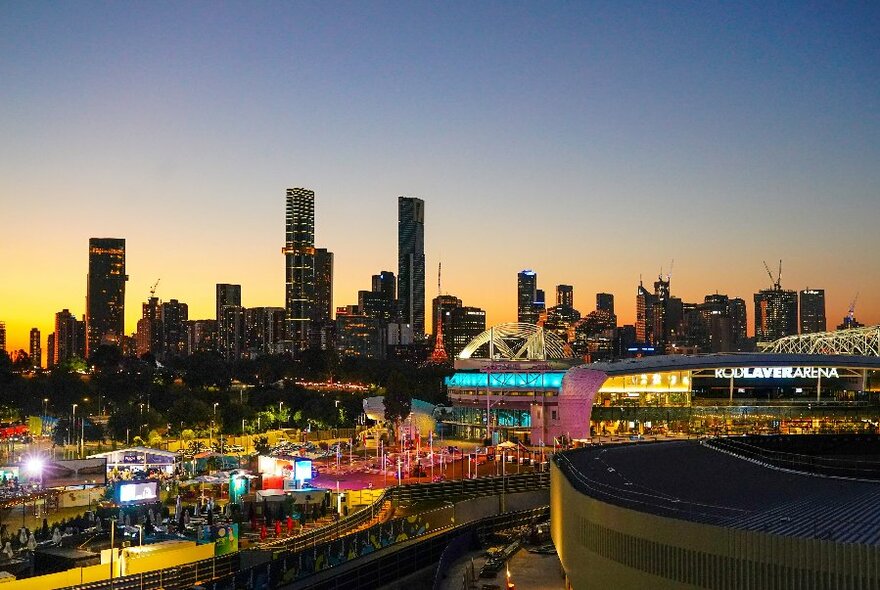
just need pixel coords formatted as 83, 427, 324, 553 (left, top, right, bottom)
1, 3, 879, 355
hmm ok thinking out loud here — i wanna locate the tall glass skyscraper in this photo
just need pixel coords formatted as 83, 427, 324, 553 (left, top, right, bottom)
86, 238, 127, 357
799, 289, 826, 334
517, 270, 538, 324
284, 188, 316, 350
398, 197, 425, 337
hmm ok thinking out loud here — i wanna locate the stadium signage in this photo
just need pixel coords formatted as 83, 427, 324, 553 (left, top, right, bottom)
714, 367, 839, 379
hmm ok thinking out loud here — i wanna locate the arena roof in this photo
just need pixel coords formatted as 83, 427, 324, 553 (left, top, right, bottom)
580, 353, 880, 376
556, 441, 880, 545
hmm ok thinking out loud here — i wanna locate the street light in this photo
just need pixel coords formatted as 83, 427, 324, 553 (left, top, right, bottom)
42, 398, 48, 416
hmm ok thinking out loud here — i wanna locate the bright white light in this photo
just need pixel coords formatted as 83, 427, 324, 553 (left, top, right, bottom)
25, 457, 44, 476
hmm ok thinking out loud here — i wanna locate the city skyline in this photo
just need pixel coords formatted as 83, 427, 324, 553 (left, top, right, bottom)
2, 4, 879, 353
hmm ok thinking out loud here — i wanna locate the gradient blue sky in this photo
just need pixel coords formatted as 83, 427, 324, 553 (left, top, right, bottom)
1, 2, 879, 352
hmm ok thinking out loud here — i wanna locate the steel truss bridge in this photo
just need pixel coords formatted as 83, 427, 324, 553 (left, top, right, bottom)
760, 325, 880, 356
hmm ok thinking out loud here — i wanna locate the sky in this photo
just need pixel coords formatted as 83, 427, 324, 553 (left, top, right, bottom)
1, 2, 879, 355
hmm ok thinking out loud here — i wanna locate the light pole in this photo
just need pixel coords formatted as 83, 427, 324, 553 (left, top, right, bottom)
42, 398, 48, 416
278, 402, 283, 429
71, 404, 78, 452
109, 517, 117, 585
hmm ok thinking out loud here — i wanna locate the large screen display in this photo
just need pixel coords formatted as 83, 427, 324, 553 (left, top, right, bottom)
118, 481, 159, 504
31, 458, 107, 488
294, 459, 312, 481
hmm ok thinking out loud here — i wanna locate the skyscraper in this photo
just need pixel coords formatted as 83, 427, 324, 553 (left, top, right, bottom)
517, 270, 538, 324
754, 288, 798, 342
46, 333, 55, 369
432, 294, 462, 354
728, 298, 748, 349
557, 285, 574, 308
136, 297, 163, 358
85, 238, 127, 357
54, 309, 84, 364
313, 248, 333, 323
398, 197, 425, 337
284, 188, 316, 350
0, 321, 5, 356
450, 306, 486, 357
799, 289, 826, 334
636, 280, 655, 344
161, 299, 189, 358
596, 293, 614, 315
29, 328, 41, 368
652, 275, 671, 349
216, 283, 242, 359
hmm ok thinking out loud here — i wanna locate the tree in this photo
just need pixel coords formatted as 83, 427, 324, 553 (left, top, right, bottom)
383, 371, 412, 424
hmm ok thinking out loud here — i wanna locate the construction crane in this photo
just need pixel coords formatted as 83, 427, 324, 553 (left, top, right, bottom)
762, 260, 782, 290
149, 278, 161, 299
848, 292, 860, 323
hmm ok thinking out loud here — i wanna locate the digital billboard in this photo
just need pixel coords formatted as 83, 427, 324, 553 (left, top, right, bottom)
28, 458, 107, 488
118, 481, 159, 505
294, 459, 312, 482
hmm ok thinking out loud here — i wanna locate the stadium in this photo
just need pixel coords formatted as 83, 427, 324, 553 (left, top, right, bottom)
551, 436, 880, 588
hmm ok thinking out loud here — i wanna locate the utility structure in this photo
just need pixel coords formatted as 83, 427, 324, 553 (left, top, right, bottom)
428, 262, 450, 364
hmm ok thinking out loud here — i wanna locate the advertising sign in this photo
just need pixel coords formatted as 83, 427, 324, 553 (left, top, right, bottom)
294, 459, 312, 482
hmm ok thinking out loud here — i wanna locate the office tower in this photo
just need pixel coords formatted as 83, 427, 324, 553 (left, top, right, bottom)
636, 280, 655, 344
556, 285, 574, 308
161, 299, 189, 358
651, 275, 671, 349
534, 289, 546, 320
85, 238, 127, 357
313, 248, 333, 323
54, 309, 84, 364
372, 271, 396, 305
336, 305, 385, 358
46, 333, 56, 368
398, 197, 426, 337
728, 298, 747, 349
699, 294, 732, 353
544, 304, 581, 344
29, 328, 41, 368
799, 289, 826, 334
0, 322, 5, 356
186, 320, 218, 355
136, 297, 163, 358
216, 283, 241, 358
283, 188, 316, 350
754, 288, 798, 342
449, 306, 486, 358
245, 307, 285, 356
596, 293, 614, 315
517, 270, 538, 324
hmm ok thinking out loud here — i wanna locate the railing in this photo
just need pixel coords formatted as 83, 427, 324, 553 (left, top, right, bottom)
56, 552, 239, 590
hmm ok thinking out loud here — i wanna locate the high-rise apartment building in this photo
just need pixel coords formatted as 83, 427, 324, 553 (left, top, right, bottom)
136, 297, 163, 358
313, 248, 333, 323
729, 298, 747, 349
652, 275, 671, 349
284, 188, 316, 350
336, 305, 385, 358
754, 288, 798, 342
29, 328, 41, 368
398, 197, 425, 337
161, 299, 189, 358
799, 289, 826, 334
85, 238, 127, 357
557, 285, 574, 309
54, 309, 85, 364
517, 270, 538, 324
596, 293, 614, 315
216, 283, 242, 359
186, 320, 217, 355
372, 271, 396, 305
46, 333, 56, 369
245, 307, 285, 356
0, 321, 5, 356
